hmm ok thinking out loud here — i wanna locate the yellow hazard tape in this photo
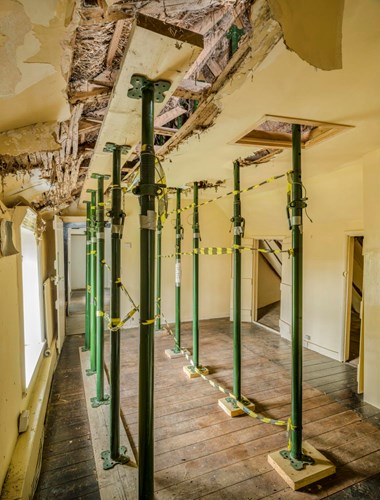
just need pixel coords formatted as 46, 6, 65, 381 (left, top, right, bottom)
141, 318, 155, 326
160, 311, 287, 428
105, 307, 139, 332
166, 174, 286, 218
160, 245, 290, 259
101, 259, 111, 271
96, 311, 104, 317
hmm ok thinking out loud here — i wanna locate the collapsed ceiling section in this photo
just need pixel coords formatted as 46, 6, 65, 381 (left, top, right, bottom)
0, 0, 347, 212
0, 0, 253, 211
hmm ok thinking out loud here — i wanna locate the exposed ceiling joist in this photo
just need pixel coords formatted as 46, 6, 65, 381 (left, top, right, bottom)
173, 79, 210, 99
155, 106, 187, 128
79, 12, 203, 202
158, 0, 283, 158
106, 19, 126, 67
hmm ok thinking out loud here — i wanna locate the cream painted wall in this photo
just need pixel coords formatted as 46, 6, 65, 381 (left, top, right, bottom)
362, 150, 380, 408
0, 244, 23, 491
118, 194, 232, 330
0, 206, 56, 494
216, 161, 363, 362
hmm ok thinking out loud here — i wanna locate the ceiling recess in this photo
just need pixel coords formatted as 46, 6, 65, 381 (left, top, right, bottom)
235, 115, 353, 149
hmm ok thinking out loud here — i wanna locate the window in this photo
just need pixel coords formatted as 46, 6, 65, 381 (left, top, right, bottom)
20, 210, 45, 388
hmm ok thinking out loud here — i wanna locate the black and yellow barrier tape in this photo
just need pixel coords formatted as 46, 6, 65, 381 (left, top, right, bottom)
87, 261, 140, 332
105, 307, 139, 332
166, 174, 286, 218
160, 311, 287, 428
160, 245, 290, 259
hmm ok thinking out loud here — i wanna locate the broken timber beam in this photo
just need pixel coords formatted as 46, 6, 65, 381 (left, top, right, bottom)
154, 106, 187, 128
173, 79, 210, 99
80, 12, 203, 201
157, 0, 283, 158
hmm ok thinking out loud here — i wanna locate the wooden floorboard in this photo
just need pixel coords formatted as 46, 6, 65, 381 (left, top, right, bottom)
34, 335, 100, 500
35, 313, 380, 499
104, 318, 380, 499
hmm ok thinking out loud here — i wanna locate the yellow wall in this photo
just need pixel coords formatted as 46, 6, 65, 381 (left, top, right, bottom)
0, 210, 23, 490
363, 150, 380, 408
118, 194, 232, 329
0, 206, 56, 495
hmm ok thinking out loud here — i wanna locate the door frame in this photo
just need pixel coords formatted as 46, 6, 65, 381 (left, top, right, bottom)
343, 231, 364, 393
54, 215, 66, 353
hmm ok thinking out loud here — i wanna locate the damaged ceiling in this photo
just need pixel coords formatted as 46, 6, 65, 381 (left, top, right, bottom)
0, 0, 352, 212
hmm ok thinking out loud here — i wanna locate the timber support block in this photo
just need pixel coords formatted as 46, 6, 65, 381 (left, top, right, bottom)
183, 365, 209, 379
268, 441, 335, 490
218, 396, 255, 418
165, 348, 190, 359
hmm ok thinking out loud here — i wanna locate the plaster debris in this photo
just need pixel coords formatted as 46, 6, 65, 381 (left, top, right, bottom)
0, 122, 60, 157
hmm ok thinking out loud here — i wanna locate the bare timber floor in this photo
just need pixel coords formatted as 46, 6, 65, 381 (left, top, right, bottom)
104, 318, 380, 499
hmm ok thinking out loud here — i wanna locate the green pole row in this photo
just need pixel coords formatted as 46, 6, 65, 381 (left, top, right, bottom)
91, 174, 110, 408
83, 201, 91, 352
86, 189, 97, 376
174, 188, 183, 353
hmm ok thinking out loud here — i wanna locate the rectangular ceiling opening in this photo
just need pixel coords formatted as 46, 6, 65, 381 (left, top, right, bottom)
235, 115, 353, 149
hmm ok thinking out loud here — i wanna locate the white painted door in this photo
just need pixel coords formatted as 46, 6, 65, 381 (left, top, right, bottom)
54, 215, 66, 353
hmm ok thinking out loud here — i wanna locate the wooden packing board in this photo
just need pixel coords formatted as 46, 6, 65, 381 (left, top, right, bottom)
80, 13, 203, 203
80, 349, 138, 499
267, 440, 336, 491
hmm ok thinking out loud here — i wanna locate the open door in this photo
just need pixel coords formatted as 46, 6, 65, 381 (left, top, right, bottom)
54, 215, 65, 353
253, 239, 282, 332
344, 235, 364, 393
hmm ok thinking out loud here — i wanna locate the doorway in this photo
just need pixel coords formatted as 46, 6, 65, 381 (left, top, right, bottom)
254, 239, 282, 332
67, 228, 86, 315
64, 222, 111, 335
344, 235, 364, 392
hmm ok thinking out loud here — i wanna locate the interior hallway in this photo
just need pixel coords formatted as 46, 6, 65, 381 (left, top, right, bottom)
33, 334, 100, 499
34, 319, 380, 498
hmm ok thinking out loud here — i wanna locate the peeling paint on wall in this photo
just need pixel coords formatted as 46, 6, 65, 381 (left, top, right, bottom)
0, 0, 79, 133
0, 122, 59, 156
267, 0, 344, 71
0, 0, 31, 97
